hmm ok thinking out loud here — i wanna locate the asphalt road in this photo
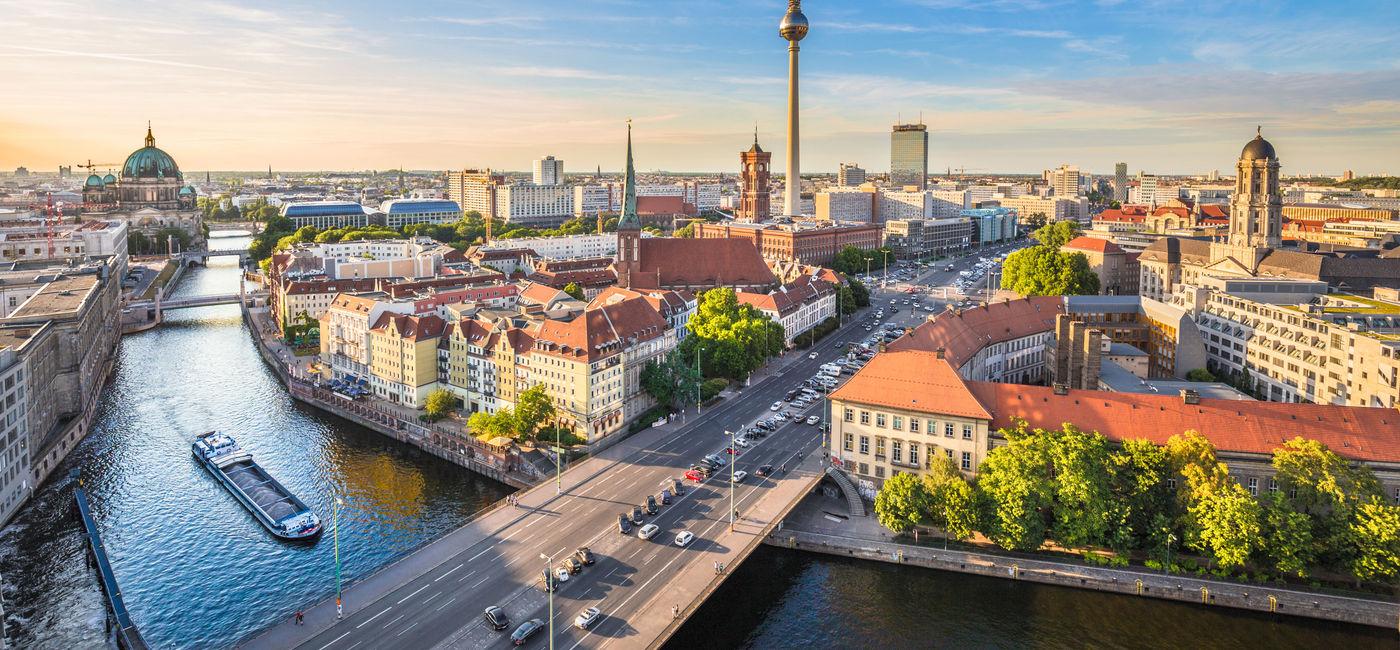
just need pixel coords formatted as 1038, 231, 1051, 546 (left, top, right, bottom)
290, 315, 876, 650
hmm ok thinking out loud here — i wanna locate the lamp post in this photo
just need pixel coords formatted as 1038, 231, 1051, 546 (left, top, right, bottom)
1165, 533, 1175, 577
695, 346, 705, 415
334, 497, 344, 619
554, 424, 562, 495
539, 552, 556, 650
727, 429, 735, 532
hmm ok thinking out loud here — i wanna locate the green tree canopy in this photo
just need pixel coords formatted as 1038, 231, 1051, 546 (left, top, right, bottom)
639, 351, 701, 409
424, 388, 458, 419
847, 277, 870, 307
1000, 246, 1100, 296
836, 284, 857, 315
684, 288, 785, 380
1032, 221, 1082, 248
874, 472, 934, 539
675, 223, 695, 238
562, 282, 585, 301
513, 384, 557, 442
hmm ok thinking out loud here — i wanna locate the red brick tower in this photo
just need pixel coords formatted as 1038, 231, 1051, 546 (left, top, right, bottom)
738, 129, 771, 221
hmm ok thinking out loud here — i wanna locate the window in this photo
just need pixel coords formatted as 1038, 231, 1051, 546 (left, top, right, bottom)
944, 423, 954, 437
892, 416, 903, 431
876, 413, 886, 427
946, 449, 953, 458
875, 438, 885, 457
860, 411, 870, 425
875, 466, 885, 478
844, 433, 853, 452
909, 445, 919, 468
960, 452, 971, 471
910, 419, 919, 433
859, 462, 869, 475
892, 441, 902, 463
1247, 477, 1258, 496
1395, 488, 1400, 506
844, 408, 854, 422
859, 436, 869, 454
1269, 478, 1278, 494
962, 424, 973, 440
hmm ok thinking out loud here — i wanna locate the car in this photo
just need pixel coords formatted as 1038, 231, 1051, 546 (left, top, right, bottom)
674, 531, 695, 547
890, 308, 899, 313
770, 401, 782, 411
724, 446, 740, 455
540, 569, 557, 593
671, 478, 685, 495
732, 470, 748, 483
684, 469, 706, 482
704, 454, 727, 467
574, 607, 601, 631
784, 390, 798, 402
618, 514, 632, 534
659, 488, 672, 505
575, 547, 595, 566
806, 415, 820, 425
808, 351, 818, 359
511, 618, 545, 645
484, 605, 511, 631
756, 464, 774, 477
631, 507, 644, 524
733, 436, 749, 448
638, 523, 659, 540
555, 566, 571, 582
833, 341, 844, 348
563, 557, 583, 574
646, 495, 659, 515
697, 458, 720, 470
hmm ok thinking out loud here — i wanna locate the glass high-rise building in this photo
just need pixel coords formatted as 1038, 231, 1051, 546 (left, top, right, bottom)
890, 123, 928, 190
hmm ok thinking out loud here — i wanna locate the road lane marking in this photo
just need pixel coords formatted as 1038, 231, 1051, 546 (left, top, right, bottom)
434, 596, 457, 612
435, 563, 464, 581
355, 607, 391, 628
385, 613, 405, 628
469, 548, 491, 561
316, 630, 352, 650
422, 591, 440, 604
396, 621, 418, 637
397, 583, 428, 604
470, 575, 490, 588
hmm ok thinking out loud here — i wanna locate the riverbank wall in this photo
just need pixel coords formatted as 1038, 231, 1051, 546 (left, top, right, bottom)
765, 526, 1400, 631
240, 305, 538, 490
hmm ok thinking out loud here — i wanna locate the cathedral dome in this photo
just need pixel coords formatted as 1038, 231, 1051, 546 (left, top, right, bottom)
179, 185, 195, 195
85, 174, 105, 188
121, 125, 182, 180
103, 173, 117, 184
1240, 132, 1276, 161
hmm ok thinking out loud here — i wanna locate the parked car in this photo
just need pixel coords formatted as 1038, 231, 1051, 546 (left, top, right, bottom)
512, 618, 545, 645
806, 415, 820, 425
674, 531, 695, 547
684, 469, 706, 482
690, 464, 714, 477
784, 390, 798, 402
618, 514, 631, 534
563, 557, 583, 574
484, 605, 511, 631
540, 569, 557, 593
808, 351, 818, 359
638, 523, 659, 540
733, 436, 749, 448
704, 454, 727, 467
575, 546, 595, 566
574, 607, 601, 631
646, 495, 658, 515
554, 566, 571, 583
770, 401, 782, 411
660, 488, 672, 505
631, 507, 644, 525
732, 470, 748, 483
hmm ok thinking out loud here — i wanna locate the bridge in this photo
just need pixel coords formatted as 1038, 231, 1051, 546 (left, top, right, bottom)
241, 317, 874, 650
175, 248, 250, 265
127, 293, 245, 312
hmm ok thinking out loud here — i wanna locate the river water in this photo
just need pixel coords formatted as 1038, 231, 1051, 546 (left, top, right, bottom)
0, 234, 1393, 649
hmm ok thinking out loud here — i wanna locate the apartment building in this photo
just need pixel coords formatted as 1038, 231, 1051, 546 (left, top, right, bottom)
0, 347, 30, 527
891, 296, 1064, 384
1060, 236, 1140, 296
480, 233, 619, 260
735, 274, 836, 347
367, 313, 446, 407
446, 169, 504, 217
692, 221, 882, 267
992, 195, 1088, 225
879, 189, 970, 223
814, 188, 876, 222
493, 184, 573, 227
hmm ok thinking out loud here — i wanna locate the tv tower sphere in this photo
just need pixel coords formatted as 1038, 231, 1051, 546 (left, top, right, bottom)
779, 1, 808, 42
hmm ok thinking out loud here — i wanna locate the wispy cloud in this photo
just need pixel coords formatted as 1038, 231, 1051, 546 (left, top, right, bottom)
487, 66, 629, 81
5, 45, 240, 73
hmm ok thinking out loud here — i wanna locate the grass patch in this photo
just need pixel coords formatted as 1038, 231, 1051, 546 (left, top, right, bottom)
141, 261, 178, 301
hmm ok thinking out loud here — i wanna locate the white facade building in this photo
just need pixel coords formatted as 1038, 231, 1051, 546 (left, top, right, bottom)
0, 347, 30, 527
494, 184, 573, 226
480, 233, 621, 260
533, 156, 563, 186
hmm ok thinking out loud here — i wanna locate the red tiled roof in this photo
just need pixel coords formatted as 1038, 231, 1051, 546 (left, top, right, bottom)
369, 312, 446, 341
626, 238, 777, 290
890, 296, 1063, 369
829, 351, 992, 421
531, 296, 669, 361
968, 382, 1400, 464
1062, 236, 1124, 254
1094, 209, 1146, 223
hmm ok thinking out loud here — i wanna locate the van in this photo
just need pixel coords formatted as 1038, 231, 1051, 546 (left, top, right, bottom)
638, 523, 659, 540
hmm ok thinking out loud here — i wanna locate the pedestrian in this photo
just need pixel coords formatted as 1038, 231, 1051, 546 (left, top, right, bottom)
672, 604, 679, 619
713, 561, 718, 575
295, 611, 303, 625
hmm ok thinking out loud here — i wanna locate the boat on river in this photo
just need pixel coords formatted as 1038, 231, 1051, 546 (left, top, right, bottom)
192, 431, 321, 541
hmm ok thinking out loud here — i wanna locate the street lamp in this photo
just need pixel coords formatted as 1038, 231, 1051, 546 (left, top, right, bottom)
695, 346, 705, 415
726, 430, 735, 532
539, 552, 556, 650
334, 497, 344, 619
1165, 533, 1175, 577
554, 424, 562, 495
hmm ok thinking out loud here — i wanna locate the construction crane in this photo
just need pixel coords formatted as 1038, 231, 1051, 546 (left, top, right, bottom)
76, 160, 119, 175
955, 166, 988, 181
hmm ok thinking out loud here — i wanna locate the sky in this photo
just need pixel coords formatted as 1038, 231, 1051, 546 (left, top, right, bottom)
1, 0, 1397, 176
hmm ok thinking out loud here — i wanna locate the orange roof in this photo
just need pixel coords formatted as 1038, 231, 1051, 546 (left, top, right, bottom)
969, 382, 1400, 464
1094, 209, 1145, 223
890, 296, 1063, 369
369, 312, 446, 341
1062, 236, 1124, 254
829, 351, 992, 420
531, 295, 669, 361
626, 238, 777, 290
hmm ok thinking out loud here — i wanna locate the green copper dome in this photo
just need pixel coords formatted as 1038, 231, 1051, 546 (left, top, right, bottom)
103, 173, 118, 184
121, 125, 182, 180
179, 185, 195, 195
85, 174, 105, 188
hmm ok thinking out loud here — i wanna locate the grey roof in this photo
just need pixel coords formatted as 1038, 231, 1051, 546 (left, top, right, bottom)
1065, 295, 1142, 314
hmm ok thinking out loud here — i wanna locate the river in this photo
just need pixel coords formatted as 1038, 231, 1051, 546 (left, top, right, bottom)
0, 234, 1393, 649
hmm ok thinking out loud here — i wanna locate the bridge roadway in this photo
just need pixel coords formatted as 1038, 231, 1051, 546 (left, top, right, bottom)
243, 317, 874, 650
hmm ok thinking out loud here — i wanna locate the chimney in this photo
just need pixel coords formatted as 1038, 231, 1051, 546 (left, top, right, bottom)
878, 340, 888, 353
1181, 389, 1200, 405
1052, 382, 1069, 396
935, 347, 945, 359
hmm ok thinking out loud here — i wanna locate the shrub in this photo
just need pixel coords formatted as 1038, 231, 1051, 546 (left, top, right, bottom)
701, 378, 727, 401
1145, 559, 1163, 572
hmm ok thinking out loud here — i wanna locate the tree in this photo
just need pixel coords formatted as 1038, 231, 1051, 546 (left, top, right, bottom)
514, 384, 556, 442
836, 284, 857, 315
1345, 497, 1400, 584
675, 223, 695, 238
1110, 438, 1173, 551
1023, 211, 1048, 230
831, 245, 869, 276
424, 388, 458, 420
1191, 480, 1262, 570
1046, 424, 1121, 550
847, 277, 870, 307
1032, 221, 1081, 248
1186, 368, 1216, 383
639, 351, 700, 409
562, 283, 585, 301
976, 424, 1054, 551
467, 407, 519, 441
1000, 246, 1100, 296
939, 480, 980, 542
1260, 492, 1315, 578
874, 472, 933, 540
1272, 437, 1384, 570
685, 288, 785, 380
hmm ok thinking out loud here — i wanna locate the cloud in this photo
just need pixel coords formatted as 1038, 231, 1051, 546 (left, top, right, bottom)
5, 45, 240, 73
486, 66, 629, 81
420, 16, 543, 27
1063, 38, 1127, 60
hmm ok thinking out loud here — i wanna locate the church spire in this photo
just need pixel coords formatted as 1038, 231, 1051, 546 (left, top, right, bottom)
145, 121, 155, 148
618, 120, 639, 231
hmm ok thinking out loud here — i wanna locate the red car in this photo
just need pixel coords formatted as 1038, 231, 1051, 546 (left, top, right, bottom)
685, 469, 705, 482
725, 446, 740, 455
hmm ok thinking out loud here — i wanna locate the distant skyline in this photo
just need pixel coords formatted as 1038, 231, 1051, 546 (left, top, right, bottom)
1, 1, 1397, 176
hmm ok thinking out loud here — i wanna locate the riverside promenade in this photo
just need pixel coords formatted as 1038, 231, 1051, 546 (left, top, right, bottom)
770, 493, 1400, 631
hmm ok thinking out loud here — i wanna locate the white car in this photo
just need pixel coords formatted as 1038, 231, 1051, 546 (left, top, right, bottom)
638, 523, 659, 540
674, 531, 694, 547
732, 470, 748, 483
574, 607, 601, 630
555, 566, 571, 582
733, 436, 750, 447
806, 415, 820, 425
808, 351, 818, 359
770, 401, 782, 411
